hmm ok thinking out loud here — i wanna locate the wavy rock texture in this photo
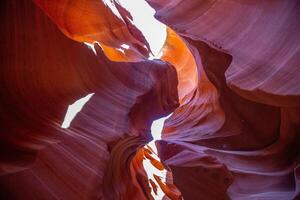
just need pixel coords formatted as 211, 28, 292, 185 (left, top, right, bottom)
1, 0, 300, 200
0, 0, 178, 199
160, 28, 198, 104
33, 0, 150, 61
147, 0, 300, 106
146, 0, 300, 199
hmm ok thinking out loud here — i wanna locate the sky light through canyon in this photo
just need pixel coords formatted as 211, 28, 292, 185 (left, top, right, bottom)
118, 0, 167, 58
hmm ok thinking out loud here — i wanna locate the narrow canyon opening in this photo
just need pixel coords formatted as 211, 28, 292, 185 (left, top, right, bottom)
143, 114, 173, 199
61, 1, 180, 199
105, 1, 181, 199
2, 0, 298, 200
117, 0, 167, 59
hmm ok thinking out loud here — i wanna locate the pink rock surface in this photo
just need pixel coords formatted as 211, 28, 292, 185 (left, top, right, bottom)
1, 0, 300, 199
147, 0, 300, 199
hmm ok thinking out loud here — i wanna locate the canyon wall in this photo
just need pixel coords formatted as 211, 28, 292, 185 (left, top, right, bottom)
1, 0, 300, 200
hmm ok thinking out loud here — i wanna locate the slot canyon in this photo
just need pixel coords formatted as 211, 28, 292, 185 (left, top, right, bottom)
0, 0, 300, 199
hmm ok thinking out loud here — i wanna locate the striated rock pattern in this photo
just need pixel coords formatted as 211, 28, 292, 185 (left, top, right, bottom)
33, 0, 151, 61
1, 0, 300, 200
148, 0, 300, 199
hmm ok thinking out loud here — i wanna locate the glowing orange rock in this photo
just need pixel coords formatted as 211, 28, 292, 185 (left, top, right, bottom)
160, 28, 198, 103
33, 0, 151, 61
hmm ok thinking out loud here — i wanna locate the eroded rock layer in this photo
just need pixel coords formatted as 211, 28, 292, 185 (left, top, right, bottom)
1, 0, 300, 200
149, 0, 300, 199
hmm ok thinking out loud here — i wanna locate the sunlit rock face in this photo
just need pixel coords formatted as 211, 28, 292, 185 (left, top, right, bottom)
147, 0, 300, 199
1, 0, 300, 200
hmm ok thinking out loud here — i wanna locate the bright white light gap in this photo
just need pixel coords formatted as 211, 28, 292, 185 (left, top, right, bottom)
84, 42, 97, 55
143, 113, 173, 200
118, 0, 167, 58
61, 93, 95, 129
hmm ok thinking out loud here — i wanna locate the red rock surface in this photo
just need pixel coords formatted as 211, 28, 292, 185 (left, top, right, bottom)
1, 0, 300, 200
